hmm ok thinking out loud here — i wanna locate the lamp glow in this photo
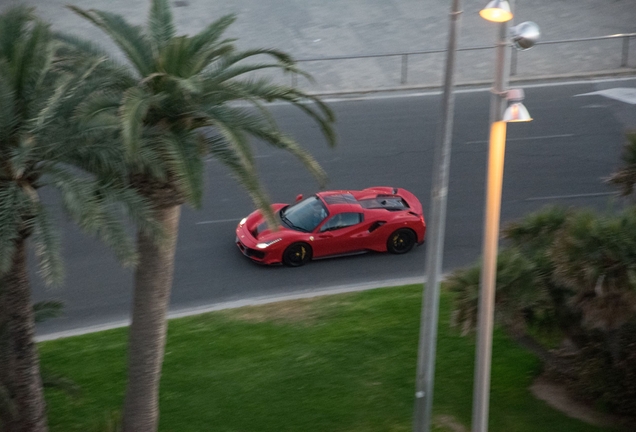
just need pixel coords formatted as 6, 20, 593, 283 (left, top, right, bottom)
479, 0, 513, 22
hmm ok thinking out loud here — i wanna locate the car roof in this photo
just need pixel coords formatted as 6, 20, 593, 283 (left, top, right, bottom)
316, 189, 411, 214
317, 191, 363, 214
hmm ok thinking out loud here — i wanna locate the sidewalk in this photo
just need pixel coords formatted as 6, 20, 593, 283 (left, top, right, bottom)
3, 0, 636, 93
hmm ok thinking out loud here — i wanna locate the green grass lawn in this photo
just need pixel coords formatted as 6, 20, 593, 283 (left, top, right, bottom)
39, 285, 614, 432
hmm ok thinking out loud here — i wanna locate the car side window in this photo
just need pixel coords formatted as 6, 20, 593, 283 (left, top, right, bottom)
320, 212, 363, 232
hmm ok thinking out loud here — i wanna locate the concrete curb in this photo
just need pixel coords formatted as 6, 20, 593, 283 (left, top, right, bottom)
35, 276, 428, 342
306, 68, 636, 97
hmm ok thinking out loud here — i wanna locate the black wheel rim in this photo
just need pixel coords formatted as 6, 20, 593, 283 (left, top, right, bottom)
391, 231, 411, 253
287, 244, 307, 265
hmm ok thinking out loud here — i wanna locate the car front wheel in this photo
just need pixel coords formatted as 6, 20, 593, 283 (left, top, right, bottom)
387, 228, 416, 254
283, 242, 312, 267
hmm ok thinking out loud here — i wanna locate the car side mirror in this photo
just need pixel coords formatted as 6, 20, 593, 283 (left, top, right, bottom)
295, 194, 303, 202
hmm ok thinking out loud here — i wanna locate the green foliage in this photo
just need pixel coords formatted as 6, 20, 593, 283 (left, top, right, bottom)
69, 0, 336, 227
551, 208, 636, 331
550, 322, 636, 417
33, 301, 63, 323
449, 205, 636, 417
0, 6, 157, 284
447, 248, 552, 336
606, 132, 636, 197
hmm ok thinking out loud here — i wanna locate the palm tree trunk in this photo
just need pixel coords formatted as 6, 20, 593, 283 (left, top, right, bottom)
0, 237, 48, 432
122, 204, 181, 432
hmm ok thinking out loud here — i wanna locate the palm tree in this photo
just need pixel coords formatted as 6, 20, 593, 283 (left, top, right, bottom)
550, 208, 636, 361
0, 7, 154, 431
448, 207, 581, 373
502, 206, 587, 348
447, 249, 558, 366
606, 131, 636, 198
68, 1, 336, 430
450, 205, 636, 369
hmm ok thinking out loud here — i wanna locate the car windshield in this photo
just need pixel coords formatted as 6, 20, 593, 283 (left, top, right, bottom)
280, 196, 328, 232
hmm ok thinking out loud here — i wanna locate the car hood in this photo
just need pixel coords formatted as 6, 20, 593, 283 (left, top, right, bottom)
244, 204, 290, 240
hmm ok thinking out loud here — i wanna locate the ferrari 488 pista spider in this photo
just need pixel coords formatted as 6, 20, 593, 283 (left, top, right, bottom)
235, 187, 426, 266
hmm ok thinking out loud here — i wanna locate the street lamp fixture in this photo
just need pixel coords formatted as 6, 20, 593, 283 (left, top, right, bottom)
503, 89, 532, 122
510, 21, 541, 50
479, 0, 513, 23
472, 2, 539, 432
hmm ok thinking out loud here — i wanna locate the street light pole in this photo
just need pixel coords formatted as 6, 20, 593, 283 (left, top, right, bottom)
471, 3, 514, 432
413, 1, 462, 431
471, 119, 507, 432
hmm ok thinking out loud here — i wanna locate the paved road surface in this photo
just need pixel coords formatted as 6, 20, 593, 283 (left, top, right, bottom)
33, 77, 636, 336
2, 0, 635, 91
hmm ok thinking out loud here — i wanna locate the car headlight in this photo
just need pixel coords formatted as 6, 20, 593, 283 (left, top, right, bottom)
256, 238, 282, 249
239, 217, 247, 226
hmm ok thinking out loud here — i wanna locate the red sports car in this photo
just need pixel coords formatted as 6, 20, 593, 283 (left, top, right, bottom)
235, 187, 426, 266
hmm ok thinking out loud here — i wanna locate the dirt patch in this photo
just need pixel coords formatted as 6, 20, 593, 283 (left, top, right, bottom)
433, 414, 468, 432
531, 375, 635, 431
229, 298, 320, 324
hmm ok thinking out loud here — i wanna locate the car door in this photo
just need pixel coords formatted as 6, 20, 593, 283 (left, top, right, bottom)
312, 212, 365, 257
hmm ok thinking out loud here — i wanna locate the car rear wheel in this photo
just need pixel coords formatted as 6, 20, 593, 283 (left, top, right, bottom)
387, 228, 416, 254
283, 242, 312, 267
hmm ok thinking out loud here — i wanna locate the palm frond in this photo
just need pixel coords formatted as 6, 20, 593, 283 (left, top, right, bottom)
205, 79, 335, 148
207, 61, 311, 90
156, 35, 196, 77
159, 130, 205, 207
119, 87, 160, 160
256, 130, 328, 188
503, 205, 569, 252
271, 90, 336, 148
147, 0, 175, 54
74, 90, 121, 126
188, 14, 236, 57
204, 105, 328, 187
12, 18, 54, 108
0, 66, 16, 141
201, 132, 276, 228
219, 48, 296, 70
171, 75, 204, 96
200, 106, 257, 163
99, 177, 165, 245
0, 6, 34, 62
5, 135, 37, 186
31, 72, 75, 134
67, 6, 155, 78
33, 300, 64, 323
186, 43, 235, 76
130, 136, 171, 182
47, 167, 138, 267
447, 264, 481, 335
53, 32, 137, 90
28, 203, 63, 286
606, 132, 636, 197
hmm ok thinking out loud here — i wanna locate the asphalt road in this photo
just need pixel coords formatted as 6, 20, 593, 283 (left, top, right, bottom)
32, 77, 636, 336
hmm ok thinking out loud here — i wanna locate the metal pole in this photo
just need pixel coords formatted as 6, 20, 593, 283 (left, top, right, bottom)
413, 1, 462, 431
401, 54, 409, 84
471, 121, 507, 432
471, 4, 514, 431
621, 35, 629, 67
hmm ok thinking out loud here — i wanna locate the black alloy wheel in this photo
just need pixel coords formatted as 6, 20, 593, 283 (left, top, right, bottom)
283, 242, 312, 267
387, 228, 416, 254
